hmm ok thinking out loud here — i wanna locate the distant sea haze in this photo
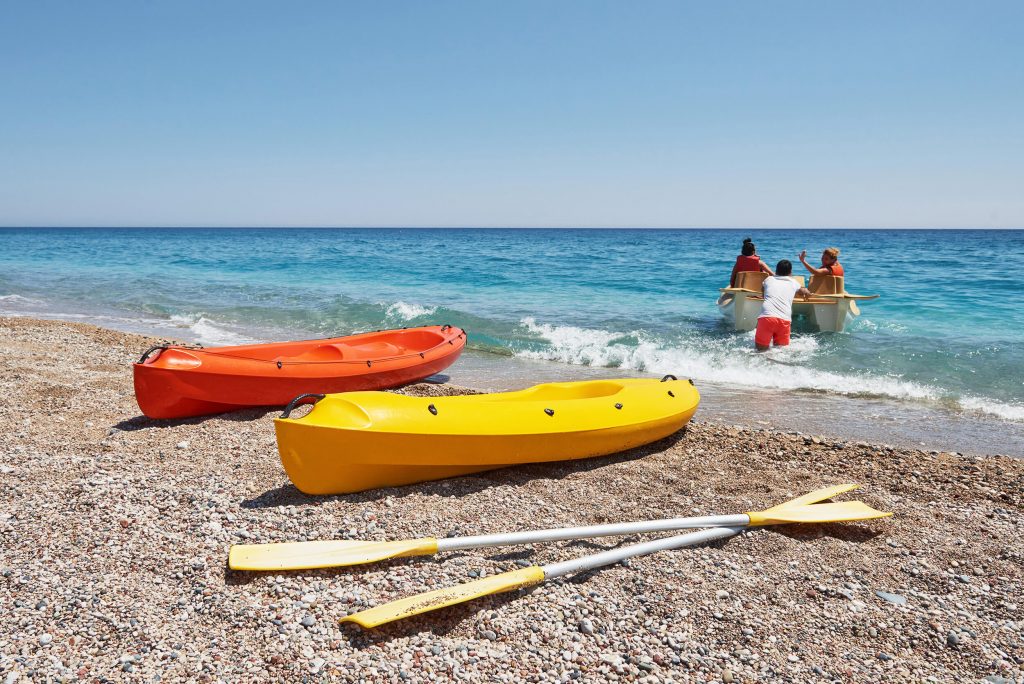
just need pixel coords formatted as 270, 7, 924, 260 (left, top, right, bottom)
2, 228, 1022, 453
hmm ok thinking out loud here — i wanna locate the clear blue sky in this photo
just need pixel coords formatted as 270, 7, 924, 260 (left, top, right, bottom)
1, 1, 1021, 228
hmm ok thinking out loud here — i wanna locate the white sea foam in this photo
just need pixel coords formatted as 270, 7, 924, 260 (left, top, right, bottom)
515, 317, 1024, 422
385, 301, 438, 321
169, 313, 251, 346
959, 397, 1024, 422
0, 294, 43, 305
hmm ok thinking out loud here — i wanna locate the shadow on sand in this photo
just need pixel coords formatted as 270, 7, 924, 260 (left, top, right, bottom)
326, 520, 883, 644
110, 407, 276, 432
239, 429, 689, 510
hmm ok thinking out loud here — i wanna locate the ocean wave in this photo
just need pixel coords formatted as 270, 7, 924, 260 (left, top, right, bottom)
959, 397, 1024, 422
515, 317, 1024, 422
0, 293, 45, 306
169, 313, 252, 346
384, 301, 438, 321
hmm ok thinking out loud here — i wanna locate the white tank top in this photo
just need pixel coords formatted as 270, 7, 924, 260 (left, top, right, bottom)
759, 276, 801, 321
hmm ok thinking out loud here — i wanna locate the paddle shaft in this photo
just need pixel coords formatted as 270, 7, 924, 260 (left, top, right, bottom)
542, 526, 743, 579
435, 514, 750, 552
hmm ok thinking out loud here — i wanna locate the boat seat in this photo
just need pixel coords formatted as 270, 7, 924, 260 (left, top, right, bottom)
338, 341, 404, 359
285, 344, 347, 362
734, 271, 768, 290
731, 272, 804, 290
808, 274, 844, 295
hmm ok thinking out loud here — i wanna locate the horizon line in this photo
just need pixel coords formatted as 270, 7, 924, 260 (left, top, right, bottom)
3, 225, 1023, 231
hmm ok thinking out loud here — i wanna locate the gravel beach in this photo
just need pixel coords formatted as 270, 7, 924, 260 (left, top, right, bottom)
1, 317, 1021, 683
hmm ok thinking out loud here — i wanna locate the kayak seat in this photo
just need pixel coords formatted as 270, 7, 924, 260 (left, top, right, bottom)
506, 381, 625, 402
285, 344, 347, 362
338, 341, 404, 359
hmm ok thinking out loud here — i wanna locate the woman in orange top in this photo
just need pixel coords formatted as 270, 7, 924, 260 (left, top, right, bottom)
799, 247, 844, 277
730, 238, 775, 287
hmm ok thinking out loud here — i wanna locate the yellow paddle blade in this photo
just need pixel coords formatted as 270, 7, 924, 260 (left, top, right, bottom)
227, 537, 438, 571
747, 500, 891, 526
341, 566, 546, 628
765, 483, 860, 509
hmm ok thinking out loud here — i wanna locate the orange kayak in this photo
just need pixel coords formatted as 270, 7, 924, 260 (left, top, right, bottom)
133, 325, 466, 419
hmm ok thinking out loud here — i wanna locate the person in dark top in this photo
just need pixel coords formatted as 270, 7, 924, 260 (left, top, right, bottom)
730, 237, 774, 287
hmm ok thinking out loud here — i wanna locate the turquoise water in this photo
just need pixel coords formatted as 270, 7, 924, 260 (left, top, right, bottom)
2, 228, 1022, 451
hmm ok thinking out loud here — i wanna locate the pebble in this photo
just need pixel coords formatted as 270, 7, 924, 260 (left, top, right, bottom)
175, 441, 189, 450
947, 631, 961, 646
875, 591, 907, 605
3, 318, 1022, 684
38, 633, 53, 646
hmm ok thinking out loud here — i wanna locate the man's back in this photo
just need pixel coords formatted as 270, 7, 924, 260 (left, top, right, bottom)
760, 276, 801, 321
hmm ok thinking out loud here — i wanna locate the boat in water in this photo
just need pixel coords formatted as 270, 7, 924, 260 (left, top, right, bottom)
717, 272, 878, 332
274, 376, 700, 495
133, 325, 466, 419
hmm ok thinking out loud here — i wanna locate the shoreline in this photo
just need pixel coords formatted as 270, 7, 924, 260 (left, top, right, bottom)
1, 316, 1022, 682
1, 304, 1021, 458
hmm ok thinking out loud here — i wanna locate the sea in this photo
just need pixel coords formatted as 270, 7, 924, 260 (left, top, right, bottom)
2, 227, 1022, 456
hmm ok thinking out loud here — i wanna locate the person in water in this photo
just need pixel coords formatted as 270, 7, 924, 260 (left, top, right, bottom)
756, 259, 811, 351
799, 247, 844, 277
730, 237, 774, 287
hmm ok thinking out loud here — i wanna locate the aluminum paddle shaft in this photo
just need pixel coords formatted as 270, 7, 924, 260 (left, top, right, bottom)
542, 526, 743, 579
436, 515, 750, 552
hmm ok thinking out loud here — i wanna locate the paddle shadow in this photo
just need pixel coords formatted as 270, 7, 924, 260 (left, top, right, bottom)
342, 585, 541, 645
239, 429, 688, 510
775, 522, 883, 544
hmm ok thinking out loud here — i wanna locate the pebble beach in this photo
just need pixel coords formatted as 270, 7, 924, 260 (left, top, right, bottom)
1, 316, 1022, 683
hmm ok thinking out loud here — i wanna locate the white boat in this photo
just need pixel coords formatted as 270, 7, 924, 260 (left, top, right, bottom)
717, 271, 879, 332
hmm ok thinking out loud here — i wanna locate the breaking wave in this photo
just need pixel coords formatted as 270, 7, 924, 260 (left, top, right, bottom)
384, 301, 438, 321
515, 317, 1023, 422
168, 313, 252, 346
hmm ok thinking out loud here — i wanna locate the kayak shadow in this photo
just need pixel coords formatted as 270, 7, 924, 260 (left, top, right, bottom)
240, 429, 689, 510
110, 407, 275, 432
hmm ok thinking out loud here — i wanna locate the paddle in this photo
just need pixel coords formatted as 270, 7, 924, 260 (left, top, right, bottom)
339, 485, 890, 628
228, 484, 864, 571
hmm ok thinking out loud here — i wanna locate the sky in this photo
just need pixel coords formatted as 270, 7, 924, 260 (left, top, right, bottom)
1, 1, 1022, 228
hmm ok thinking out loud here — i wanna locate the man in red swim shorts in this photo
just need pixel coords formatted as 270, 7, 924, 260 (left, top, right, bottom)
755, 259, 811, 351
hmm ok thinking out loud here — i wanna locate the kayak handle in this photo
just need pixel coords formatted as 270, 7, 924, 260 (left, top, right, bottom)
660, 374, 677, 382
441, 324, 451, 332
281, 393, 326, 419
138, 346, 168, 364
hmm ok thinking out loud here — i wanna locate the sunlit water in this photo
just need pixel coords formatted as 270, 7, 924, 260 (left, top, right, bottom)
3, 227, 1021, 455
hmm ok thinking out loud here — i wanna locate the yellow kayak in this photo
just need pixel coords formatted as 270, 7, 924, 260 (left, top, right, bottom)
274, 376, 700, 495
